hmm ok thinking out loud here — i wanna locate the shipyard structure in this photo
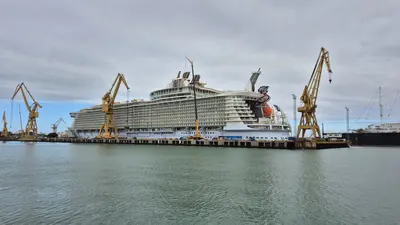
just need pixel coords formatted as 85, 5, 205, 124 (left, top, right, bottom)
68, 70, 291, 141
342, 86, 400, 146
3, 48, 349, 150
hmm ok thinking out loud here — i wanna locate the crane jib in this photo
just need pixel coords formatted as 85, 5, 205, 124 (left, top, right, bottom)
297, 47, 333, 139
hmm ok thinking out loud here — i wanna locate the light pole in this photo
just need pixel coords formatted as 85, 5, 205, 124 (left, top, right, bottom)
379, 86, 383, 125
345, 106, 350, 140
345, 106, 349, 133
292, 94, 297, 137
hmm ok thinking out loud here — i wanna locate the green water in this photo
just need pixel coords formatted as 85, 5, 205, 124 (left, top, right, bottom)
0, 142, 399, 224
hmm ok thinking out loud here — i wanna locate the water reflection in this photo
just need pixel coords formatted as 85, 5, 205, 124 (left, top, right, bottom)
1, 144, 400, 224
150, 147, 230, 223
232, 150, 280, 223
293, 151, 334, 224
8, 143, 38, 224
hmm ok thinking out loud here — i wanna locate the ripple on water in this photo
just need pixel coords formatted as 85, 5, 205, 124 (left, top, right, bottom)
0, 144, 399, 224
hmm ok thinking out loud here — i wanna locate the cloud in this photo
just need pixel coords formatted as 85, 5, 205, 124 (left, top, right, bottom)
0, 0, 399, 125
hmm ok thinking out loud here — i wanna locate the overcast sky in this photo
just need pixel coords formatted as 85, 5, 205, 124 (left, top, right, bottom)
1, 0, 399, 131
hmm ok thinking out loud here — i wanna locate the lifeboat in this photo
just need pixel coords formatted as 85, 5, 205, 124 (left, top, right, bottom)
263, 105, 273, 117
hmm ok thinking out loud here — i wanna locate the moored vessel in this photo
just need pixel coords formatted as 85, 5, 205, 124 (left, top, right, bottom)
68, 69, 291, 140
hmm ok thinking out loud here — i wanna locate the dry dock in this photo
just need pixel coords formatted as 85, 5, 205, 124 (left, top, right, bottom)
2, 138, 351, 150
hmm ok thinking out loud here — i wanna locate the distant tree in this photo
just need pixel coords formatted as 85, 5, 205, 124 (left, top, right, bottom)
38, 132, 48, 137
356, 129, 364, 133
48, 133, 58, 138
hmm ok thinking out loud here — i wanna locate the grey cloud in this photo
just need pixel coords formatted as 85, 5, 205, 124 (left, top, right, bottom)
1, 0, 400, 127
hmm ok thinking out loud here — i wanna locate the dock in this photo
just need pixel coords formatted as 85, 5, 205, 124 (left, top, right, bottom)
2, 137, 350, 150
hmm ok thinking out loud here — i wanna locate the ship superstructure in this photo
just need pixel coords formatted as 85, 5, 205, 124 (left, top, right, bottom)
363, 123, 400, 133
357, 86, 400, 133
68, 69, 291, 140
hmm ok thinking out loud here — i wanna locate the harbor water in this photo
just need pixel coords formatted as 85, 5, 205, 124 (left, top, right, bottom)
0, 142, 399, 224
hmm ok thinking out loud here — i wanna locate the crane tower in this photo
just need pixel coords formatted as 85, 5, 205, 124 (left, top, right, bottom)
297, 47, 332, 139
51, 118, 66, 133
2, 111, 8, 137
97, 73, 130, 139
11, 82, 42, 140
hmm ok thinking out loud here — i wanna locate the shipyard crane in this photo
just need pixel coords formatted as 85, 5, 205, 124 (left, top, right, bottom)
15, 104, 25, 136
297, 47, 332, 139
97, 73, 130, 139
11, 82, 42, 139
2, 111, 8, 137
19, 104, 24, 136
185, 56, 202, 140
51, 118, 66, 133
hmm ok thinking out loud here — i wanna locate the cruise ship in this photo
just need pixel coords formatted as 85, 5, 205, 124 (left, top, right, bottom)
68, 69, 291, 140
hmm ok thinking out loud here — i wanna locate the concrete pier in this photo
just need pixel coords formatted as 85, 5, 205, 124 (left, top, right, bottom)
3, 138, 351, 150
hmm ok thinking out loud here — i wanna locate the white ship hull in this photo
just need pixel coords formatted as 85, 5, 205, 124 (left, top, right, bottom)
69, 69, 292, 140
74, 128, 290, 141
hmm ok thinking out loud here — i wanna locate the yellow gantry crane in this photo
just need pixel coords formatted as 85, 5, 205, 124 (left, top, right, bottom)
297, 47, 333, 139
2, 111, 8, 137
51, 118, 66, 133
97, 73, 130, 139
11, 82, 42, 139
